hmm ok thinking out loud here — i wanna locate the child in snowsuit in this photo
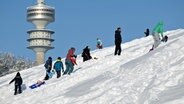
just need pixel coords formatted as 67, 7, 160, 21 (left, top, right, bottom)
9, 72, 23, 95
63, 47, 77, 75
53, 57, 64, 78
44, 57, 52, 80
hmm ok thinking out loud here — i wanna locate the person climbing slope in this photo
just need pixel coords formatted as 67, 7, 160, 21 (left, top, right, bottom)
150, 21, 165, 51
9, 72, 23, 95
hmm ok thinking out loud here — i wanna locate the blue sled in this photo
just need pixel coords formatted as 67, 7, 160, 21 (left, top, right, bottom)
47, 70, 55, 78
29, 81, 45, 89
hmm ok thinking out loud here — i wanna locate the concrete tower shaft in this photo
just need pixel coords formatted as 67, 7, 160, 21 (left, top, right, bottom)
27, 0, 55, 65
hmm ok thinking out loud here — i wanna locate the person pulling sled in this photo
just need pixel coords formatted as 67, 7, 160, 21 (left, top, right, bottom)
44, 57, 52, 80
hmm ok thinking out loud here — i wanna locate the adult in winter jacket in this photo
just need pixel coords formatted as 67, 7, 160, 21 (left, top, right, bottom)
96, 38, 103, 49
144, 28, 150, 37
63, 47, 77, 75
70, 56, 77, 66
82, 46, 92, 62
44, 57, 52, 80
9, 72, 23, 95
150, 22, 164, 51
114, 27, 122, 55
53, 57, 64, 78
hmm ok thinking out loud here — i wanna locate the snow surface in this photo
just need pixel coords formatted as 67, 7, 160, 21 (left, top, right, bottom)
1, 29, 184, 104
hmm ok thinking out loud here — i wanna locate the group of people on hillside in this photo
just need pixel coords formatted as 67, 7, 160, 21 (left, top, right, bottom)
44, 47, 77, 80
9, 21, 167, 95
114, 21, 168, 55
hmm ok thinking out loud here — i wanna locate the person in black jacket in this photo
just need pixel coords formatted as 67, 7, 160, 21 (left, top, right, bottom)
9, 72, 23, 95
114, 27, 122, 55
44, 57, 52, 80
144, 28, 150, 37
82, 46, 92, 62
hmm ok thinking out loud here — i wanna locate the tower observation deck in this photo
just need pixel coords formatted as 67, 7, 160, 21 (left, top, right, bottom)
27, 0, 55, 65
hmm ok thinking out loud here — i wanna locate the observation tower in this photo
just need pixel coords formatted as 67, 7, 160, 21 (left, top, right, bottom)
27, 0, 55, 65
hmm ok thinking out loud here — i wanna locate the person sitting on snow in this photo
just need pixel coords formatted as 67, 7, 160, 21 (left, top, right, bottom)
96, 38, 103, 49
82, 46, 92, 62
144, 28, 150, 37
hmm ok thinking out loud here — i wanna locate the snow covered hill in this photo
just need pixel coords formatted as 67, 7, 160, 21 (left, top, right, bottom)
1, 29, 184, 104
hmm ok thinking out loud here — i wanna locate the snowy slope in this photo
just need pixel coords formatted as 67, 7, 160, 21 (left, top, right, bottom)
0, 29, 184, 104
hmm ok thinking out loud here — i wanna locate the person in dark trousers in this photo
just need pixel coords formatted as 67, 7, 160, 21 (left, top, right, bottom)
144, 28, 150, 37
114, 27, 122, 55
53, 57, 64, 78
9, 72, 23, 95
44, 57, 52, 80
63, 47, 77, 75
82, 46, 92, 62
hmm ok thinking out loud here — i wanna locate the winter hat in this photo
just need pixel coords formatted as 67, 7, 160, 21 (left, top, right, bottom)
16, 72, 20, 76
57, 57, 61, 60
71, 47, 75, 51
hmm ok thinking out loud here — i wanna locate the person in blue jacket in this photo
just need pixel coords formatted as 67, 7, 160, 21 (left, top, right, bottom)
53, 57, 64, 78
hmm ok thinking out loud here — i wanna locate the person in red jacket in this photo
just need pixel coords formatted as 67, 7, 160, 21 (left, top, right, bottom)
70, 56, 77, 65
63, 47, 77, 75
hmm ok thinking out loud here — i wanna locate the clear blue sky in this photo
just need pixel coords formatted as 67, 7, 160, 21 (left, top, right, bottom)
0, 0, 184, 61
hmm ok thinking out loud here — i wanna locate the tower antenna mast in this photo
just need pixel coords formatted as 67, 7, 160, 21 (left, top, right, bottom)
37, 0, 45, 4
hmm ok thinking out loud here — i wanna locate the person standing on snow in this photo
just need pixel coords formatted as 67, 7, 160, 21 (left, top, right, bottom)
63, 47, 77, 75
150, 21, 164, 51
9, 72, 23, 95
96, 38, 103, 49
53, 57, 64, 78
114, 27, 122, 55
44, 57, 52, 80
